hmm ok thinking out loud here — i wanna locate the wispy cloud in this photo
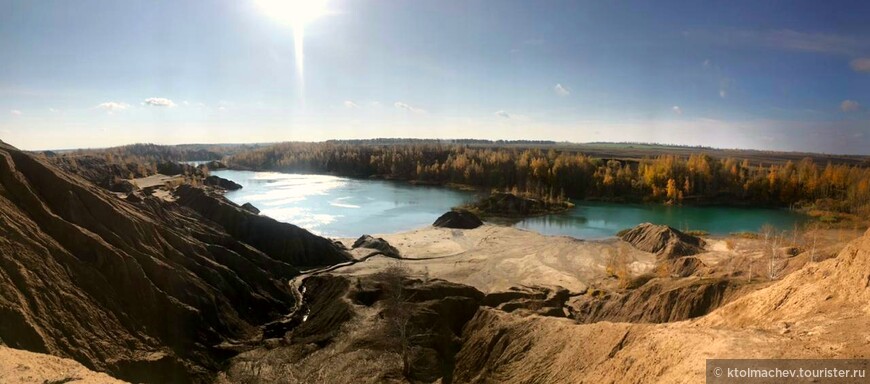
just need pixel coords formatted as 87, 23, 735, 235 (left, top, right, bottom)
554, 83, 571, 97
394, 101, 426, 114
143, 97, 176, 107
851, 58, 870, 73
343, 100, 360, 109
841, 100, 861, 112
672, 106, 683, 115
691, 29, 869, 56
494, 110, 511, 119
96, 102, 129, 112
10, 109, 21, 116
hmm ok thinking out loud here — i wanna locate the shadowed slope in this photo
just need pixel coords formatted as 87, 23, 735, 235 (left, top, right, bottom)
0, 141, 348, 383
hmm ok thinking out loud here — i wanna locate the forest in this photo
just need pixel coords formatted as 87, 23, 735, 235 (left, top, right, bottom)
227, 141, 870, 217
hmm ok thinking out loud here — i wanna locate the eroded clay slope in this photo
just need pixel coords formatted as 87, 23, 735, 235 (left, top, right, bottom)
0, 141, 348, 383
454, 229, 870, 383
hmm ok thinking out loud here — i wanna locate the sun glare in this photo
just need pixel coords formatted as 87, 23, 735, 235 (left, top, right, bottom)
255, 0, 329, 101
255, 0, 328, 29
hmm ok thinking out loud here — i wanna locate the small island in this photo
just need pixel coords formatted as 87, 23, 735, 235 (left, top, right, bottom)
461, 191, 575, 218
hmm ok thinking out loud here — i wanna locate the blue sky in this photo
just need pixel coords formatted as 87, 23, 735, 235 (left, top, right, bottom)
1, 0, 869, 154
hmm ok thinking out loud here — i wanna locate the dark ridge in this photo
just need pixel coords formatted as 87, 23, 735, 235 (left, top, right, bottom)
0, 141, 348, 383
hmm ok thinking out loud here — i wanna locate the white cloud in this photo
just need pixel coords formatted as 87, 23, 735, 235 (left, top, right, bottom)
343, 100, 360, 109
96, 102, 129, 112
48, 108, 59, 113
10, 109, 21, 116
719, 90, 727, 98
494, 110, 511, 119
143, 97, 176, 107
394, 101, 426, 114
554, 83, 571, 96
841, 100, 860, 112
672, 106, 683, 115
851, 58, 870, 73
702, 59, 711, 68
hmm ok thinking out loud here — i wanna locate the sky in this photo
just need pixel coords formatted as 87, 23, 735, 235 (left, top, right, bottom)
1, 0, 869, 154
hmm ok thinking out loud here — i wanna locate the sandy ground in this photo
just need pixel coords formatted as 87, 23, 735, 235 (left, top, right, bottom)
129, 174, 184, 189
336, 225, 655, 294
0, 346, 125, 384
332, 224, 863, 296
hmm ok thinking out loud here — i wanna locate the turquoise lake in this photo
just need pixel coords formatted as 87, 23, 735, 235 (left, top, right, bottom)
212, 170, 807, 239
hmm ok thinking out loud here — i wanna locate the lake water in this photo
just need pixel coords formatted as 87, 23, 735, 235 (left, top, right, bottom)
212, 170, 806, 239
513, 203, 806, 239
211, 170, 476, 237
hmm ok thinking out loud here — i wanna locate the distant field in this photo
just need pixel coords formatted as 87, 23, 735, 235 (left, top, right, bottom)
311, 139, 870, 166
579, 143, 870, 166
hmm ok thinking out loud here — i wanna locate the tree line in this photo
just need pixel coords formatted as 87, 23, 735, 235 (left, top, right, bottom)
227, 142, 870, 215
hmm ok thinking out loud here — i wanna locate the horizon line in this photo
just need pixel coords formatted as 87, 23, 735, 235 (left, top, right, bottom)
13, 137, 870, 158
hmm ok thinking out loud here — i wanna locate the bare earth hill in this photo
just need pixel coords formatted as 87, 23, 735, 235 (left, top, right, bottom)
453, 228, 870, 383
0, 141, 349, 383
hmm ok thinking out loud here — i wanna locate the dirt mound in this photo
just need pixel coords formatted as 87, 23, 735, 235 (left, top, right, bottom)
433, 210, 483, 229
203, 175, 242, 190
620, 223, 705, 258
0, 346, 127, 384
0, 142, 349, 383
352, 235, 401, 258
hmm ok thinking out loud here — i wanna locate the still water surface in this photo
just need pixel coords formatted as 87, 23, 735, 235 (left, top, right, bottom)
212, 170, 806, 238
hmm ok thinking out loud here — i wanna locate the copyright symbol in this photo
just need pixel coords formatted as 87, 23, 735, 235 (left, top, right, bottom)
714, 367, 723, 377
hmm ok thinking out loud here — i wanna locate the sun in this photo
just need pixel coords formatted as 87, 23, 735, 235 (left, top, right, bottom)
254, 0, 328, 30
255, 0, 329, 100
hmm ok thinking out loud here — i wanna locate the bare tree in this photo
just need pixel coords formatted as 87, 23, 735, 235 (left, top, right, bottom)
809, 223, 819, 263
761, 224, 785, 280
